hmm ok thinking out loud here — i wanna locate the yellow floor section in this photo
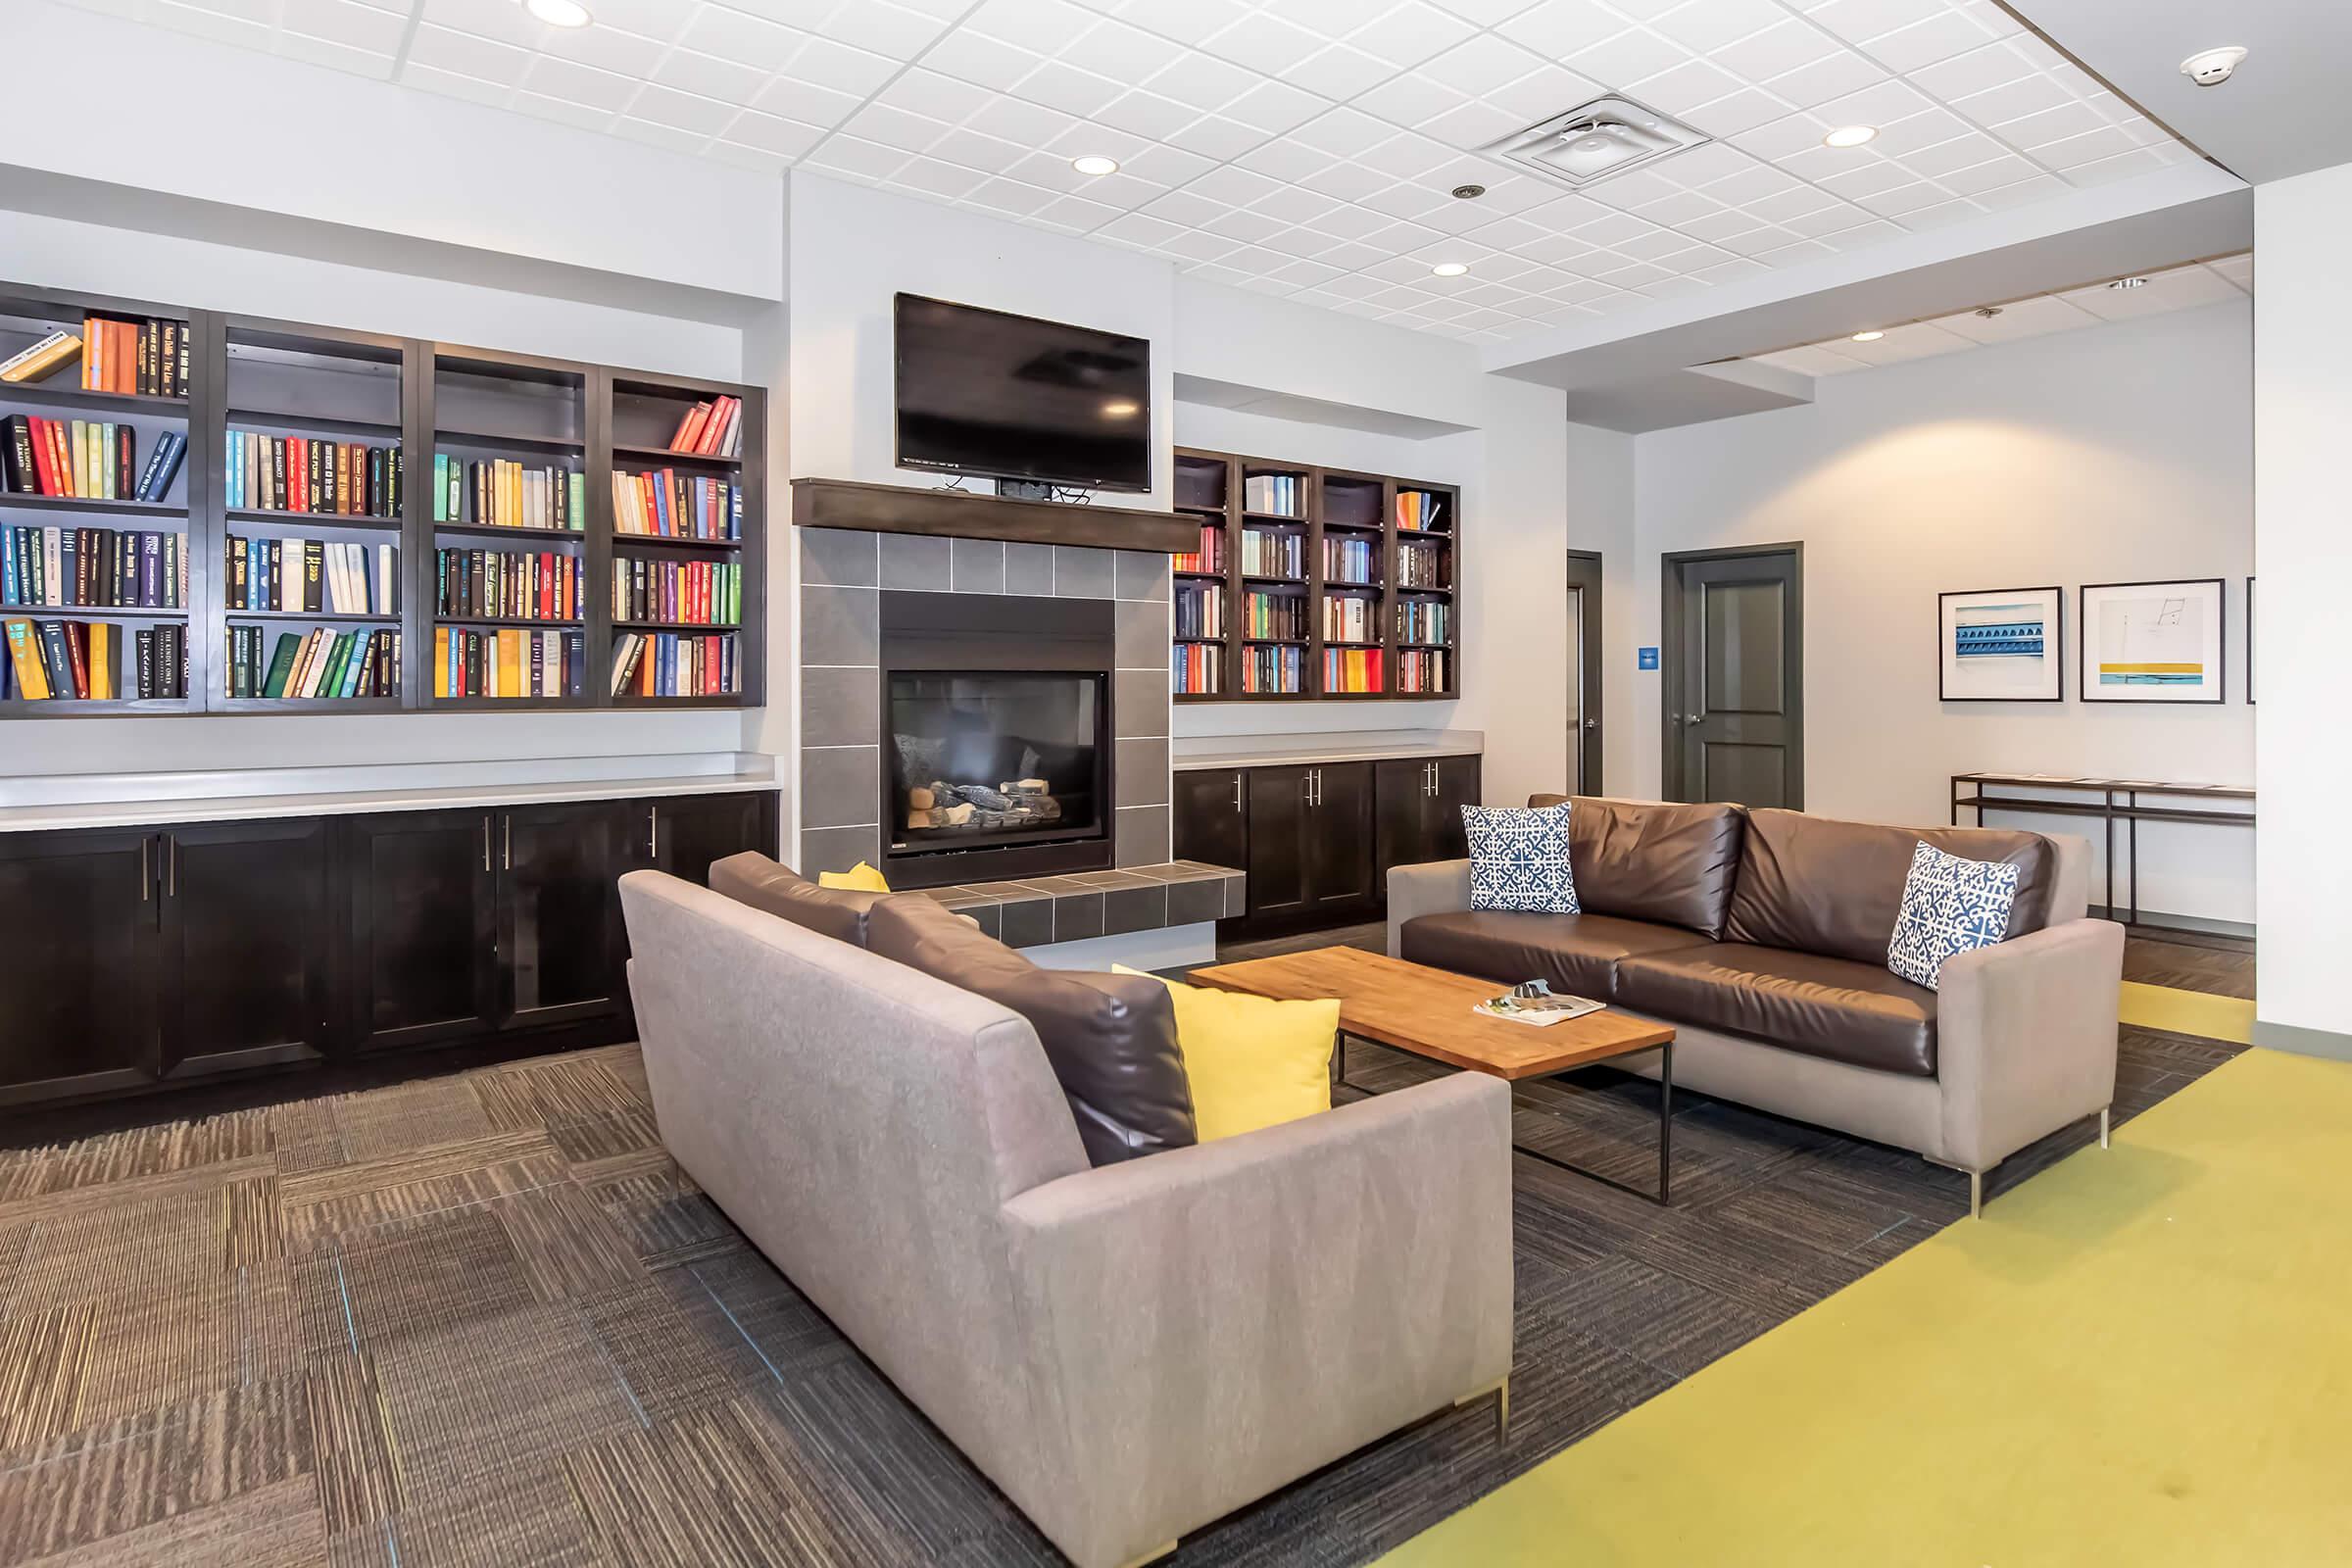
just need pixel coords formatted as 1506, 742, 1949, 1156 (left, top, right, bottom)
1380, 1048, 2352, 1566
2119, 979, 2258, 1045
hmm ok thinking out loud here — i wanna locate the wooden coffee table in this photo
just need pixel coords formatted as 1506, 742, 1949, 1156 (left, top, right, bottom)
1189, 946, 1678, 1203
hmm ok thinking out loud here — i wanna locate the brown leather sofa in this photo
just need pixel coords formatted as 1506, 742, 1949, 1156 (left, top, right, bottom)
1387, 797, 2125, 1212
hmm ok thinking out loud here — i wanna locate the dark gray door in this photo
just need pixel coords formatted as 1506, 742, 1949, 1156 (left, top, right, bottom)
1662, 546, 1802, 808
1565, 551, 1604, 796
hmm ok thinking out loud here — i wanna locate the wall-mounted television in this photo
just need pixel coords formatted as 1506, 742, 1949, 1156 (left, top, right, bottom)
894, 293, 1152, 494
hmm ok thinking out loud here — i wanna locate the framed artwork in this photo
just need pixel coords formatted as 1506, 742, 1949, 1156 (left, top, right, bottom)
2080, 578, 2227, 704
1938, 586, 2063, 702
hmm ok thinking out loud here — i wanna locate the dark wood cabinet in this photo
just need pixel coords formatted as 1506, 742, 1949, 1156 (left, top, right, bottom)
497, 803, 625, 1030
1243, 761, 1376, 925
1375, 755, 1483, 889
643, 791, 776, 885
1245, 766, 1312, 921
0, 829, 160, 1106
345, 808, 502, 1054
1172, 768, 1247, 878
158, 817, 331, 1079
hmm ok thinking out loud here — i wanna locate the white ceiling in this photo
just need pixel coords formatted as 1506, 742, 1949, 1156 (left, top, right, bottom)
1745, 248, 2248, 375
62, 0, 2204, 344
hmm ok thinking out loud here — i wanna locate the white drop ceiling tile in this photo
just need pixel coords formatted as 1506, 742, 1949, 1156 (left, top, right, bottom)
511, 88, 618, 130
2065, 266, 2240, 319
2034, 123, 2137, 172
1283, 42, 1397, 100
1033, 190, 1128, 229
1648, 140, 1756, 189
1349, 1, 1480, 66
1415, 31, 1554, 97
654, 49, 769, 107
1233, 136, 1346, 183
1481, 62, 1607, 121
1710, 221, 1806, 257
1748, 236, 1838, 266
1946, 72, 2069, 127
532, 22, 664, 77
892, 158, 991, 200
1650, 0, 1788, 54
1254, 0, 1369, 39
275, 30, 394, 79
1295, 161, 1398, 203
1042, 120, 1157, 163
2059, 145, 2172, 189
1119, 141, 1217, 184
1733, 111, 1837, 161
965, 0, 1100, 54
1775, 197, 1874, 237
1196, 9, 1325, 72
276, 0, 403, 53
415, 0, 538, 49
962, 176, 1065, 218
727, 109, 829, 158
1896, 128, 2000, 177
708, 137, 794, 174
1016, 59, 1130, 117
407, 24, 533, 85
1695, 160, 1803, 205
1629, 57, 1746, 116
1709, 18, 1841, 81
1932, 293, 2092, 342
841, 101, 957, 153
787, 36, 901, 96
1140, 49, 1256, 113
754, 74, 868, 125
920, 27, 1044, 89
1861, 9, 1996, 74
820, 2, 953, 61
1200, 205, 1289, 242
1749, 345, 1848, 375
1566, 26, 1693, 88
586, 0, 702, 40
1416, 98, 1531, 149
1802, 0, 1947, 47
877, 69, 1000, 124
1907, 38, 2034, 101
1155, 226, 1246, 262
610, 115, 713, 154
1932, 151, 2036, 196
964, 93, 1080, 145
1223, 74, 1336, 132
1140, 187, 1229, 226
1993, 99, 2108, 151
1853, 179, 1947, 217
1966, 172, 2069, 211
1350, 73, 1475, 130
520, 54, 639, 112
1357, 181, 1453, 220
1742, 182, 1841, 221
1866, 105, 1967, 157
1059, 17, 1189, 79
926, 126, 1034, 175
1627, 188, 1722, 227
1094, 211, 1187, 247
1760, 47, 1886, 110
673, 7, 808, 73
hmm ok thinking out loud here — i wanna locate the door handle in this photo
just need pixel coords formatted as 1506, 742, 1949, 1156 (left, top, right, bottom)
1684, 712, 1706, 726
483, 815, 493, 872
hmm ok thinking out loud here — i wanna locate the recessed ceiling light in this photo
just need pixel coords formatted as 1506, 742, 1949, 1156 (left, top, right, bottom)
1450, 183, 1486, 200
1070, 155, 1119, 176
521, 0, 591, 26
2180, 46, 2246, 87
2108, 276, 2149, 290
1850, 330, 1885, 342
1101, 400, 1139, 418
1823, 124, 1879, 148
1431, 262, 1469, 277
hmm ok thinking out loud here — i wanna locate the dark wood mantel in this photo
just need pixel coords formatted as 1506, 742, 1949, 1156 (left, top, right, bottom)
792, 476, 1196, 553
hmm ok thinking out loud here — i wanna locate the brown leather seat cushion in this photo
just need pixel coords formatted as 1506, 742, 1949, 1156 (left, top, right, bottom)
866, 894, 1196, 1167
1399, 909, 1712, 1002
710, 853, 884, 948
1616, 943, 1938, 1077
1530, 794, 1747, 939
1724, 809, 2055, 966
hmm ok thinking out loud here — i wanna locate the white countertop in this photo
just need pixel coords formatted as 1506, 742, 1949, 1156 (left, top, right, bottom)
1171, 729, 1484, 771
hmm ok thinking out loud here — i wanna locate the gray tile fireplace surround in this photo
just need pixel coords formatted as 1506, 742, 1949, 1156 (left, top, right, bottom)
798, 527, 1174, 878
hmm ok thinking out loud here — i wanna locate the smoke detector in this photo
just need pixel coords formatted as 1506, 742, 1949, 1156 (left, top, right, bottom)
1480, 96, 1712, 190
2180, 47, 2246, 87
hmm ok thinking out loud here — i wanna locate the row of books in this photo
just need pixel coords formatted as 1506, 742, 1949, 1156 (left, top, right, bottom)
1398, 600, 1450, 644
1322, 648, 1384, 694
1172, 643, 1223, 695
1397, 539, 1450, 589
1240, 644, 1303, 695
1396, 491, 1447, 531
434, 457, 583, 532
1322, 595, 1378, 644
0, 318, 187, 397
1171, 522, 1223, 574
227, 431, 401, 517
612, 557, 740, 627
612, 469, 742, 541
226, 536, 399, 615
226, 625, 400, 700
662, 394, 745, 457
1323, 536, 1380, 584
4, 617, 184, 700
435, 548, 583, 623
1243, 590, 1306, 641
3, 416, 184, 502
1239, 528, 1303, 578
612, 630, 739, 697
434, 626, 584, 699
5, 526, 188, 610
1397, 648, 1449, 693
1243, 473, 1303, 516
1174, 582, 1224, 640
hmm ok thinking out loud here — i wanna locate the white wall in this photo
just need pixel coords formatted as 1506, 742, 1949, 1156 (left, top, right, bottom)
2253, 162, 2352, 1048
1563, 420, 1639, 793
1630, 302, 2256, 923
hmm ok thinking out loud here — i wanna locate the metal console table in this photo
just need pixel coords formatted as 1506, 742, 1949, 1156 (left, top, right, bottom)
1951, 772, 2254, 930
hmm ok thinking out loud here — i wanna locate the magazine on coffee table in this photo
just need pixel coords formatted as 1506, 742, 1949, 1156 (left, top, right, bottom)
1473, 979, 1605, 1028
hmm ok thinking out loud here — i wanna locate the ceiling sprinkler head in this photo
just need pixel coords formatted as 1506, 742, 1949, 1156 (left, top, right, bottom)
1975, 306, 2003, 318
2180, 46, 2246, 86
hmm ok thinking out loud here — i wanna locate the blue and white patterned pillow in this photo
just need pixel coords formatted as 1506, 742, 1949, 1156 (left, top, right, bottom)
1463, 803, 1579, 913
1886, 841, 2021, 990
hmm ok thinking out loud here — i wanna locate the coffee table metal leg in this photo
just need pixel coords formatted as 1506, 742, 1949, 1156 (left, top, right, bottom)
1658, 1041, 1673, 1205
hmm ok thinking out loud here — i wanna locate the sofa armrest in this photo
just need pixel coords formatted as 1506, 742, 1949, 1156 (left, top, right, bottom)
1935, 916, 2125, 1172
998, 1073, 1513, 1568
1387, 858, 1472, 956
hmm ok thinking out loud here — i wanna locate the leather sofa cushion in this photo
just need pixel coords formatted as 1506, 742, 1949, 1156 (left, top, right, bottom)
867, 894, 1197, 1167
1724, 809, 2054, 965
1400, 909, 1712, 1002
1529, 794, 1747, 939
710, 853, 883, 948
1616, 943, 1938, 1077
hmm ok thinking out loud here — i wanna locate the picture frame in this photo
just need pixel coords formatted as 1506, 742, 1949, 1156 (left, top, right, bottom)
2079, 578, 2227, 705
1938, 586, 2064, 702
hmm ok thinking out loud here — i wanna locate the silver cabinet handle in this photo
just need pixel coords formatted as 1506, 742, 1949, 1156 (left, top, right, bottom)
168, 834, 175, 898
502, 814, 512, 871
141, 836, 149, 903
1232, 773, 1243, 813
648, 806, 659, 859
483, 815, 492, 872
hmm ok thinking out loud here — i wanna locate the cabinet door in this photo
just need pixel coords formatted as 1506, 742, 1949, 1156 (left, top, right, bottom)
1373, 758, 1432, 890
1172, 768, 1247, 873
1304, 761, 1377, 913
1245, 765, 1312, 919
158, 817, 329, 1079
497, 802, 625, 1030
0, 829, 160, 1105
346, 809, 498, 1053
1427, 755, 1483, 861
649, 791, 776, 886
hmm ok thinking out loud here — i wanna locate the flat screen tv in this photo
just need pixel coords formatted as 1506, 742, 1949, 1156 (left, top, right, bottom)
894, 293, 1152, 494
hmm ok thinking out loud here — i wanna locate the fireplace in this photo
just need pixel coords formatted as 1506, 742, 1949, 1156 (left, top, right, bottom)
878, 591, 1116, 888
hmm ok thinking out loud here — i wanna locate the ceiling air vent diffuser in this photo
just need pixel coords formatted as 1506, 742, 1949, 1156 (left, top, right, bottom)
1481, 96, 1712, 190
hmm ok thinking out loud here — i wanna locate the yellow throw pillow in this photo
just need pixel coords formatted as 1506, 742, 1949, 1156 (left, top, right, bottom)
1114, 965, 1337, 1141
818, 860, 890, 893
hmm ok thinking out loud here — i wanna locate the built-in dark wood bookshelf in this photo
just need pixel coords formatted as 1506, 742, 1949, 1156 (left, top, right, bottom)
1171, 445, 1457, 705
0, 279, 764, 716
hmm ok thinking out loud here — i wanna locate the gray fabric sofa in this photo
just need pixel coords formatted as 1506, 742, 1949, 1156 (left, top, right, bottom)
1389, 798, 2125, 1213
619, 870, 1514, 1568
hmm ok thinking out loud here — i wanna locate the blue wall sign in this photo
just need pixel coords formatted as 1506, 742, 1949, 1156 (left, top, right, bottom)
1637, 646, 1659, 670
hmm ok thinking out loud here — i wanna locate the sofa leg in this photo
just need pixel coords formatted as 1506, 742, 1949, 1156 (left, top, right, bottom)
2099, 1106, 2111, 1149
1115, 1542, 1177, 1568
1968, 1169, 1982, 1218
1454, 1376, 1509, 1442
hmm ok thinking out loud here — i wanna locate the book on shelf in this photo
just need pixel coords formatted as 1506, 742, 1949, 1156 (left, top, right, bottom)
1321, 594, 1376, 644
224, 535, 398, 615
48, 318, 188, 398
3, 525, 187, 610
1397, 599, 1449, 644
611, 468, 742, 540
1397, 538, 1449, 589
4, 614, 179, 699
434, 547, 583, 622
1171, 522, 1223, 574
1172, 643, 1222, 696
2, 416, 180, 501
227, 431, 401, 517
1239, 527, 1303, 577
1174, 581, 1224, 640
1397, 649, 1448, 694
1396, 490, 1446, 531
1321, 647, 1384, 695
1242, 473, 1302, 515
230, 625, 400, 701
0, 331, 81, 386
432, 455, 581, 531
612, 556, 740, 626
1242, 589, 1305, 641
1322, 536, 1379, 583
1241, 644, 1303, 695
611, 630, 740, 698
662, 394, 744, 458
432, 625, 584, 699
